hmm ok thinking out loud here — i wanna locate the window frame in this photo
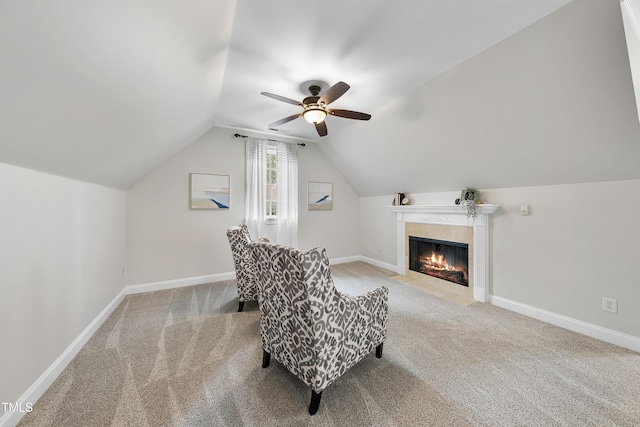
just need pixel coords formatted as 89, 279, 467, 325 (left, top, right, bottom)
265, 147, 277, 224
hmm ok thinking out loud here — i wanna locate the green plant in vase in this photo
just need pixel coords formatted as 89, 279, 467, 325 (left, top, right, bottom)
459, 187, 480, 220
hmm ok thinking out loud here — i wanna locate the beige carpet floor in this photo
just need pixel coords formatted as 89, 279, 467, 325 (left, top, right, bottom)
18, 262, 640, 426
390, 275, 476, 306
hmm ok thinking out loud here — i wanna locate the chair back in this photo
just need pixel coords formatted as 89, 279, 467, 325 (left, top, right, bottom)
251, 242, 314, 366
251, 241, 389, 415
226, 225, 259, 302
251, 241, 353, 392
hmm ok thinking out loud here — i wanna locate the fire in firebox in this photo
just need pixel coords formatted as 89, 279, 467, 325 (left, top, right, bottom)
409, 236, 469, 286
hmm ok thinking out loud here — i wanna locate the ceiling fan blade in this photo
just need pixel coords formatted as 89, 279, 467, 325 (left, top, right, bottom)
261, 92, 303, 107
328, 109, 372, 121
315, 121, 328, 137
318, 81, 350, 106
268, 113, 302, 128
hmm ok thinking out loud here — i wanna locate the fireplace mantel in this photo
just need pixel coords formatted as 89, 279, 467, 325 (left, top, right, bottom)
389, 204, 499, 302
389, 204, 499, 216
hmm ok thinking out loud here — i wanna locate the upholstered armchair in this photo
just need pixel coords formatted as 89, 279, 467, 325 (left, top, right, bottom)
226, 225, 268, 312
250, 241, 389, 415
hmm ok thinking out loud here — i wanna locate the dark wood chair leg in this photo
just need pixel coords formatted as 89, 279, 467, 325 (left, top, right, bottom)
237, 301, 245, 312
308, 390, 322, 415
376, 343, 383, 358
262, 350, 271, 368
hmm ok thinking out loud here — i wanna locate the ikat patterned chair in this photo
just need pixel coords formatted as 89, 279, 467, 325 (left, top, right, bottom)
250, 241, 389, 415
226, 225, 268, 312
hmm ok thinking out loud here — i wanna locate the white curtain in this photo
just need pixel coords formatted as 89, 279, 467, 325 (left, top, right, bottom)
276, 141, 298, 247
245, 137, 268, 240
244, 138, 298, 247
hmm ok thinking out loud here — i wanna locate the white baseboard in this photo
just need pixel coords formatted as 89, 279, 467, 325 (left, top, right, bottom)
357, 256, 398, 273
1, 257, 386, 426
329, 255, 362, 265
125, 272, 235, 295
490, 295, 640, 353
0, 288, 128, 427
0, 273, 235, 427
330, 255, 398, 274
7, 262, 636, 427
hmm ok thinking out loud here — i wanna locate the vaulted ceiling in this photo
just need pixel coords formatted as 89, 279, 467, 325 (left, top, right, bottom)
5, 0, 638, 195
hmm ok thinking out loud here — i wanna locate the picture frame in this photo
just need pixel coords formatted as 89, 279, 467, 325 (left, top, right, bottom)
189, 173, 230, 210
308, 181, 333, 210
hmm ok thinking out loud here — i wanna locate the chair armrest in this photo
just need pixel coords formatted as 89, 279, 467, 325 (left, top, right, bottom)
338, 286, 389, 322
338, 286, 388, 315
256, 237, 270, 243
336, 286, 389, 338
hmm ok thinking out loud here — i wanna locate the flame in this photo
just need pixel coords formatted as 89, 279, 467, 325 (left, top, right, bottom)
413, 249, 468, 286
424, 252, 457, 271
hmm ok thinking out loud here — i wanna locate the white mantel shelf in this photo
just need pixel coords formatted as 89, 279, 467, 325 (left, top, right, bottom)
388, 204, 499, 303
389, 204, 499, 215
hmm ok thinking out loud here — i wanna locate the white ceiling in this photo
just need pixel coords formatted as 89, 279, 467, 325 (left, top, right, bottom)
216, 0, 575, 141
1, 0, 577, 189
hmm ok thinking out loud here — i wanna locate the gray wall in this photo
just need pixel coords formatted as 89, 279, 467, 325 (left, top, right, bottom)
322, 0, 640, 197
127, 126, 360, 285
360, 180, 640, 339
348, 0, 640, 340
6, 0, 640, 417
0, 162, 127, 414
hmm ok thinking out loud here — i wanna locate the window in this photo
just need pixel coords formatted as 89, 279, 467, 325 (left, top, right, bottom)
266, 148, 277, 218
245, 137, 298, 246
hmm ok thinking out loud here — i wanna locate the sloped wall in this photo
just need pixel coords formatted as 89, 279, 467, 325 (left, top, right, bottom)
127, 126, 360, 286
323, 0, 640, 197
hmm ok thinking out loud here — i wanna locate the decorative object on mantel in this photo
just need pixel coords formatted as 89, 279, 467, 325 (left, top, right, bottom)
459, 187, 480, 220
392, 193, 409, 206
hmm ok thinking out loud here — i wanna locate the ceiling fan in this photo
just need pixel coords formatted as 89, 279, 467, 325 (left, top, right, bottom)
261, 81, 371, 137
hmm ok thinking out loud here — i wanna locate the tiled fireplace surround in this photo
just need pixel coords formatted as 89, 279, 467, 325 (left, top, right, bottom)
389, 204, 498, 302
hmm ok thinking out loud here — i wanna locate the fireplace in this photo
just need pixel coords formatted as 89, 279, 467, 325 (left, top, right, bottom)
409, 236, 469, 287
390, 204, 498, 302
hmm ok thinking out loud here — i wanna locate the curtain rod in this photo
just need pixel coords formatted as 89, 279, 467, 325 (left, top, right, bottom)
233, 133, 306, 147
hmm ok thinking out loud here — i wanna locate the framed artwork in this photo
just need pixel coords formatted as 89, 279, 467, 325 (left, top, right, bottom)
189, 173, 230, 210
308, 181, 333, 210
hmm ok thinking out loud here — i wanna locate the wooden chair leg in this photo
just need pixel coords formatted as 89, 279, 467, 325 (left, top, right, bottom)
309, 390, 322, 415
376, 343, 383, 358
262, 350, 271, 368
237, 301, 245, 312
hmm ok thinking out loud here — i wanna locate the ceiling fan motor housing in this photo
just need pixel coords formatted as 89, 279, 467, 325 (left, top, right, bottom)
302, 96, 321, 105
308, 85, 322, 96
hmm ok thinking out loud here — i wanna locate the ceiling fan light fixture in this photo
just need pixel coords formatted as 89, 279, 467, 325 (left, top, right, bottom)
302, 106, 327, 124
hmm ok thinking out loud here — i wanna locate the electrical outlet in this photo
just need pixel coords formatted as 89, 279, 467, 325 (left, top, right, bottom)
602, 297, 618, 314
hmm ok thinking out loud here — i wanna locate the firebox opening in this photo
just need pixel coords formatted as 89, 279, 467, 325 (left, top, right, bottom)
409, 236, 469, 287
